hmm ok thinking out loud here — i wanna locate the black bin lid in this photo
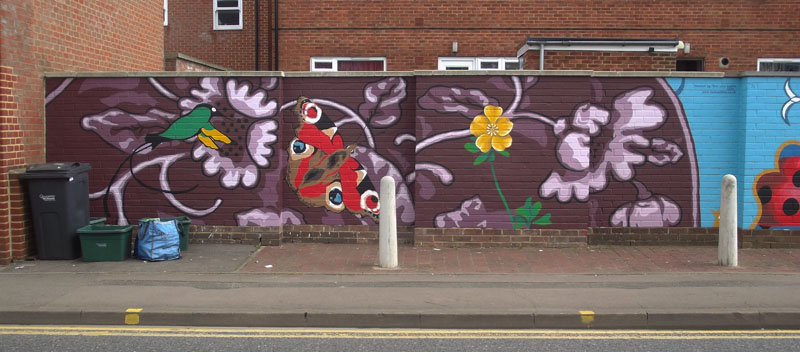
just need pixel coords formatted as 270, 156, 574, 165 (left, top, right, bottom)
20, 162, 91, 179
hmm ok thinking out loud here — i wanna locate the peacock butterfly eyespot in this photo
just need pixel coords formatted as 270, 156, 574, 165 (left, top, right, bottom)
301, 101, 321, 124
287, 96, 381, 221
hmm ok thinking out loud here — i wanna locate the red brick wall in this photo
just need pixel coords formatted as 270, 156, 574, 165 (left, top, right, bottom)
522, 51, 677, 71
1, 0, 164, 164
172, 59, 219, 72
163, 1, 800, 72
164, 0, 272, 71
165, 56, 229, 72
0, 67, 21, 264
267, 0, 798, 71
0, 1, 164, 263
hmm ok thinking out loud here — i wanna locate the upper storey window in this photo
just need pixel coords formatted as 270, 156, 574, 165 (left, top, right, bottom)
438, 57, 520, 71
758, 59, 800, 72
311, 57, 386, 72
214, 0, 242, 30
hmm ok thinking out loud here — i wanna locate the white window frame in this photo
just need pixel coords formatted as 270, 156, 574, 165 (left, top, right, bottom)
310, 57, 387, 72
213, 0, 243, 30
163, 0, 168, 26
438, 57, 520, 71
757, 58, 800, 72
438, 58, 474, 71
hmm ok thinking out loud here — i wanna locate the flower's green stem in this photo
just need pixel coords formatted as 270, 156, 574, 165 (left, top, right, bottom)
489, 154, 515, 226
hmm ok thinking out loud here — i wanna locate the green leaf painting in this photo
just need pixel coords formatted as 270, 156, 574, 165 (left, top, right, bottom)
465, 110, 551, 228
474, 153, 489, 165
514, 197, 552, 228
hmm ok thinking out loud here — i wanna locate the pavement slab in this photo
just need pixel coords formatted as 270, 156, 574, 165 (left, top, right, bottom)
0, 243, 799, 329
1, 244, 258, 274
241, 244, 800, 274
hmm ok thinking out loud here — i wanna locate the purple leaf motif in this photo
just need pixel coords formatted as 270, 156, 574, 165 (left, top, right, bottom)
226, 79, 278, 119
358, 77, 407, 128
236, 207, 304, 226
418, 86, 497, 118
647, 138, 684, 166
541, 88, 669, 202
435, 196, 510, 228
353, 146, 415, 225
81, 108, 177, 153
610, 195, 680, 227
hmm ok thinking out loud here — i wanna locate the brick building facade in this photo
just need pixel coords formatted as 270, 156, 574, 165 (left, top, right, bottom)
0, 0, 165, 264
165, 0, 800, 72
2, 1, 800, 262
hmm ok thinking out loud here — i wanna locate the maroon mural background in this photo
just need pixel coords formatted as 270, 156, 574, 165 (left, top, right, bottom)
44, 75, 697, 229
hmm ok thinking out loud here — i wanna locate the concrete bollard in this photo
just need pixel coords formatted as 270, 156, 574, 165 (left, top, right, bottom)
378, 176, 398, 268
719, 174, 738, 267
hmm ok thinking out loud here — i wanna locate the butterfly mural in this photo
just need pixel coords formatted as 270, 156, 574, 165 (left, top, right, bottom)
286, 96, 381, 221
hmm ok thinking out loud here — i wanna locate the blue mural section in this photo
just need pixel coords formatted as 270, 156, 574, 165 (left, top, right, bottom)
669, 76, 800, 228
667, 78, 741, 227
741, 77, 800, 229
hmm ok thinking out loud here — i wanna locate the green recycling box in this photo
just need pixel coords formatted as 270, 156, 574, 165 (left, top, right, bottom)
158, 217, 191, 251
77, 224, 134, 261
89, 217, 106, 225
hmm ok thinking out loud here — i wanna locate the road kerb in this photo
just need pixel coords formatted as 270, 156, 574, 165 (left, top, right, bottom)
1, 310, 799, 329
419, 313, 534, 329
646, 311, 762, 329
534, 311, 648, 329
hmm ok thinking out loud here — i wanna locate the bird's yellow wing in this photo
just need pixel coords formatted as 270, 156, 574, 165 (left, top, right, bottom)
200, 128, 231, 144
197, 134, 219, 150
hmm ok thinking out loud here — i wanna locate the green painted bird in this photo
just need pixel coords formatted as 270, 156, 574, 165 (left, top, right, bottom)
103, 104, 231, 218
145, 104, 231, 149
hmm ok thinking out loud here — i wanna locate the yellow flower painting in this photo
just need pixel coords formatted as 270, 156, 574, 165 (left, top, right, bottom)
469, 105, 513, 153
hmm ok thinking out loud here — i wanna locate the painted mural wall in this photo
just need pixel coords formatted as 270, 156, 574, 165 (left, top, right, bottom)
665, 76, 800, 229
43, 74, 799, 230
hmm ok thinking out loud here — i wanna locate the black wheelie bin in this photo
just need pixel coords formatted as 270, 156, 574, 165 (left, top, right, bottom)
19, 162, 91, 259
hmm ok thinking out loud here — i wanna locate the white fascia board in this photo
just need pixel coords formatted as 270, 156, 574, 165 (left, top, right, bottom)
517, 45, 533, 58
542, 43, 678, 52
517, 43, 678, 55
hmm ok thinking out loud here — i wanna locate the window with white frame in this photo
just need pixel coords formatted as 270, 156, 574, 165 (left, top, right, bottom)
214, 0, 242, 30
310, 57, 386, 72
438, 57, 521, 71
163, 0, 168, 26
758, 58, 800, 72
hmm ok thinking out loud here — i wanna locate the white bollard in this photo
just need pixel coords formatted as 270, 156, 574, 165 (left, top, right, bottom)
378, 176, 398, 268
719, 174, 738, 267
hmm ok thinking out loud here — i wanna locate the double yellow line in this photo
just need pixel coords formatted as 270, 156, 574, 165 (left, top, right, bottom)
0, 326, 799, 340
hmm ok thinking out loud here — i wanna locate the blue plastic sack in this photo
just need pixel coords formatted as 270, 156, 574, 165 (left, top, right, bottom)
136, 219, 181, 261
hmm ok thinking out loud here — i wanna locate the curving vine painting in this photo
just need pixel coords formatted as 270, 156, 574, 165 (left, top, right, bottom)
44, 74, 795, 230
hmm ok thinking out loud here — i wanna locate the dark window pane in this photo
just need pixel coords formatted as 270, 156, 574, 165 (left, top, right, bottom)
505, 61, 520, 70
338, 60, 384, 71
314, 61, 333, 69
676, 59, 704, 71
480, 61, 499, 69
218, 0, 239, 8
445, 66, 469, 70
760, 62, 800, 72
217, 10, 239, 26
